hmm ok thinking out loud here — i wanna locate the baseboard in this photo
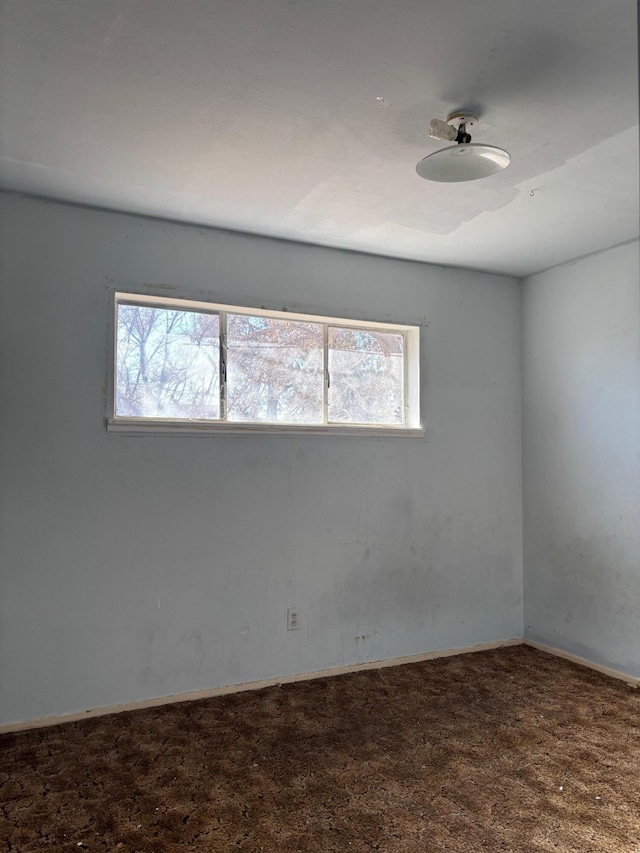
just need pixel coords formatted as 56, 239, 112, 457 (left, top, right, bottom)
0, 637, 523, 734
525, 640, 640, 688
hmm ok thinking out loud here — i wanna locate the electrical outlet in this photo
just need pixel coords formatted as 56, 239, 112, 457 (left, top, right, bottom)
287, 607, 300, 631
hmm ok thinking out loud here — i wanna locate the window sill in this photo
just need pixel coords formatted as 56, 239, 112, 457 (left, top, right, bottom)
107, 418, 425, 438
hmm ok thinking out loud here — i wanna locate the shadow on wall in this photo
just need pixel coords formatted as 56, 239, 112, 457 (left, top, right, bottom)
526, 528, 640, 678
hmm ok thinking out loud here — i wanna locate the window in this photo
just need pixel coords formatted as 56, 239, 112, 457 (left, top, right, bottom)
110, 293, 422, 436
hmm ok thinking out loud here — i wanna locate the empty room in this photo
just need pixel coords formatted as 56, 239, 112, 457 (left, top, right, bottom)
1, 1, 638, 851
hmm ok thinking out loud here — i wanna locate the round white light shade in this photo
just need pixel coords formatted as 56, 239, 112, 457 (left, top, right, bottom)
416, 143, 511, 182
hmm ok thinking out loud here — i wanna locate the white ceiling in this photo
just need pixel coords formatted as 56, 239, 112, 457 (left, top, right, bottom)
1, 0, 638, 276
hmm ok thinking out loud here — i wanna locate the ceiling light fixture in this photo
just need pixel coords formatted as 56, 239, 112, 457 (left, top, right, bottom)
416, 111, 510, 182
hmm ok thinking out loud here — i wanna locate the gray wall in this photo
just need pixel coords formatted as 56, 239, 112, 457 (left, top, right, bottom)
523, 242, 640, 675
0, 193, 523, 725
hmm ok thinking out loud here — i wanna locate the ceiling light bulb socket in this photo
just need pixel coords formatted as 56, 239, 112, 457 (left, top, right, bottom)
417, 108, 509, 182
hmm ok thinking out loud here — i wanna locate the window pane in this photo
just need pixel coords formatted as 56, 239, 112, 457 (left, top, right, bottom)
328, 328, 404, 425
227, 315, 323, 424
116, 305, 220, 418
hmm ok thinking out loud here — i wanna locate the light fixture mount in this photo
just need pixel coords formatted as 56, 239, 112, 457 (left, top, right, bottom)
418, 109, 510, 183
445, 111, 478, 131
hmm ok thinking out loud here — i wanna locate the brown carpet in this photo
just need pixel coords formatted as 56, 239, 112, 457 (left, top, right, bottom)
2, 645, 639, 852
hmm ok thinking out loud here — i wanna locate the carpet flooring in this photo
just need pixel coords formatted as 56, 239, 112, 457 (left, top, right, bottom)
2, 645, 639, 852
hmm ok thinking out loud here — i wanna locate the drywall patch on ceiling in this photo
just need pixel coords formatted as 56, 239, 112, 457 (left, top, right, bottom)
319, 127, 639, 276
282, 177, 389, 236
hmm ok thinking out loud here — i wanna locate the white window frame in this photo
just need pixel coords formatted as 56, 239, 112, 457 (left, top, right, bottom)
108, 292, 423, 437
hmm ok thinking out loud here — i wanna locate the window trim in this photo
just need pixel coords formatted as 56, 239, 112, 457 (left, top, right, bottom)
108, 292, 424, 437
